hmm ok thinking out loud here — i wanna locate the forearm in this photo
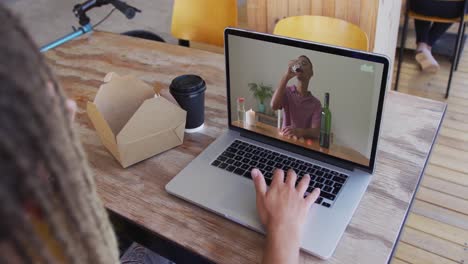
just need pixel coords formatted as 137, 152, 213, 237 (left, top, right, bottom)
262, 228, 300, 264
271, 77, 289, 111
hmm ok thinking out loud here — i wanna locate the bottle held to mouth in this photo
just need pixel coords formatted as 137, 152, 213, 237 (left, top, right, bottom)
291, 62, 302, 73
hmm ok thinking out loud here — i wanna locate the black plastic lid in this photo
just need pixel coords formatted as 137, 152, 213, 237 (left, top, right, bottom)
169, 75, 206, 95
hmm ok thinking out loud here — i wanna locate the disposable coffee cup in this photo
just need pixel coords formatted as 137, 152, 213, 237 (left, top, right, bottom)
169, 75, 206, 133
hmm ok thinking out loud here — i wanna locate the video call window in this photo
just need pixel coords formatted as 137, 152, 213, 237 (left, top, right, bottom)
228, 35, 384, 167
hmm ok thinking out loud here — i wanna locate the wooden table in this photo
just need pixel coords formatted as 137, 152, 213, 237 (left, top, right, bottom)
45, 32, 446, 264
232, 120, 370, 166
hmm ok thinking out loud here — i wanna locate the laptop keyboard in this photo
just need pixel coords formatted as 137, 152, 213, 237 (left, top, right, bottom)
210, 140, 349, 208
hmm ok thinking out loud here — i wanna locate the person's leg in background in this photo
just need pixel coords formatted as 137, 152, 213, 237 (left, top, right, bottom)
414, 19, 442, 72
428, 22, 454, 47
411, 0, 463, 72
414, 19, 431, 51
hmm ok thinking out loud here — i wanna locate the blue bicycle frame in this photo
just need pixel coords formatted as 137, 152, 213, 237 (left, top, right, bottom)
40, 23, 93, 53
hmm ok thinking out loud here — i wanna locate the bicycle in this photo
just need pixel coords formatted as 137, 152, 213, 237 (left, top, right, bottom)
40, 0, 141, 52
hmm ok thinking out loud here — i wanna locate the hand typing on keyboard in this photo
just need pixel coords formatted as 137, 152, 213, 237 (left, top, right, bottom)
211, 140, 348, 208
251, 168, 320, 264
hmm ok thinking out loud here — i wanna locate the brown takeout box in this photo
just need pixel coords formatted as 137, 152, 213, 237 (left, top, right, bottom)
87, 72, 186, 168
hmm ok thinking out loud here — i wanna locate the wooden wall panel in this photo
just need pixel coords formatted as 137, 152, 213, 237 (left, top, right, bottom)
310, 0, 323, 15
374, 0, 402, 89
322, 0, 336, 17
266, 0, 289, 33
247, 0, 267, 33
334, 0, 348, 21
288, 0, 311, 17
348, 0, 361, 26
360, 0, 378, 50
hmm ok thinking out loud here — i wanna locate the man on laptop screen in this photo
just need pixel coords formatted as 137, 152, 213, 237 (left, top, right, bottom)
229, 35, 383, 167
272, 55, 322, 141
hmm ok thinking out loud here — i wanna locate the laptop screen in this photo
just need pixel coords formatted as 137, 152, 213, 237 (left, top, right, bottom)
225, 30, 388, 170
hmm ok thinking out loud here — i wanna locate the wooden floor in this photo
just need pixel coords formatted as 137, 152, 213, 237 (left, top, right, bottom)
390, 47, 468, 263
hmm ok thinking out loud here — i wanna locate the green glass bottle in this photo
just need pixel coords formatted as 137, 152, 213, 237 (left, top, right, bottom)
320, 93, 331, 148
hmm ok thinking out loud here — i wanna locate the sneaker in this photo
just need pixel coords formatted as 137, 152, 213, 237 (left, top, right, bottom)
415, 49, 440, 73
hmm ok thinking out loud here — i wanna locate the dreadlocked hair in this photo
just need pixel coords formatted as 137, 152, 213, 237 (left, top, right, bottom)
0, 4, 119, 263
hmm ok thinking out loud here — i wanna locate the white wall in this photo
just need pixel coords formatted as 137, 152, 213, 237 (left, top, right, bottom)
228, 35, 384, 159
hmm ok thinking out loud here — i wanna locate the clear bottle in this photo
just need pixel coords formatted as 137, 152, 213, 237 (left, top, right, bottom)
237, 97, 246, 122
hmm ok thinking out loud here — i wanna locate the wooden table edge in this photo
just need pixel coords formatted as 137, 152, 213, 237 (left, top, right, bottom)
385, 102, 447, 263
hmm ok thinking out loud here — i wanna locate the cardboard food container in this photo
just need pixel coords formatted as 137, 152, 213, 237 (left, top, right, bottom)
87, 72, 186, 168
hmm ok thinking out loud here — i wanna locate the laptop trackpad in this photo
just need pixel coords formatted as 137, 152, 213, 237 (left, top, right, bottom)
220, 180, 262, 230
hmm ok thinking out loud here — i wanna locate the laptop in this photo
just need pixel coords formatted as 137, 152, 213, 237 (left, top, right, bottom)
166, 28, 389, 259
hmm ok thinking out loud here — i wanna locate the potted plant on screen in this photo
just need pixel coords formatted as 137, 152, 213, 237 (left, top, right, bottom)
248, 82, 273, 113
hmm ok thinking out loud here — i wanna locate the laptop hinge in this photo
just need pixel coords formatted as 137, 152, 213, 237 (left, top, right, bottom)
240, 131, 355, 172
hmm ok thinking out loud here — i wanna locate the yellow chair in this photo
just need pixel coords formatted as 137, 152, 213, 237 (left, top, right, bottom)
394, 0, 468, 98
171, 0, 238, 47
273, 16, 369, 51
